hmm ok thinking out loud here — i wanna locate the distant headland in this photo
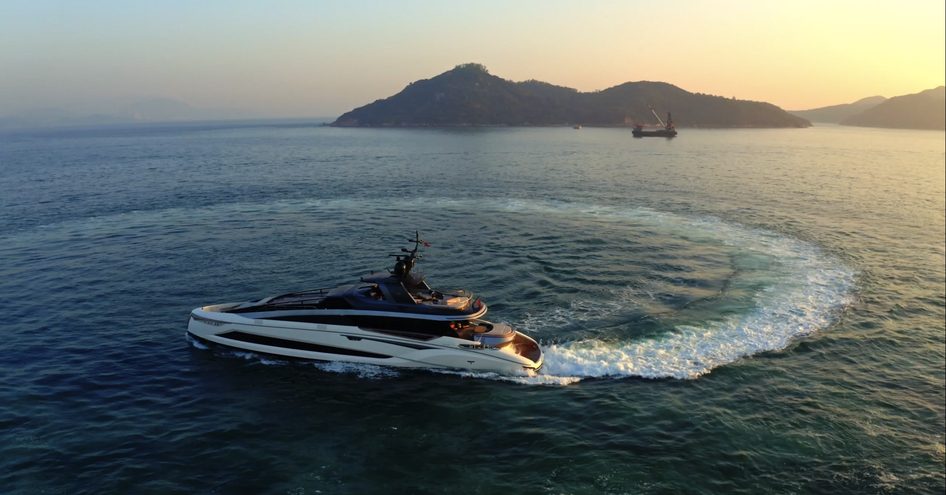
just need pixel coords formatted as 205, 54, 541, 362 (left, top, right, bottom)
790, 87, 945, 130
331, 63, 810, 128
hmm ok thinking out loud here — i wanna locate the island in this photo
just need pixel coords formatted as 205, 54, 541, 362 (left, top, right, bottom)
331, 63, 810, 128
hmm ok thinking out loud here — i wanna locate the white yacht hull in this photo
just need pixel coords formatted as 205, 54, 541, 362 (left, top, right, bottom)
187, 306, 543, 375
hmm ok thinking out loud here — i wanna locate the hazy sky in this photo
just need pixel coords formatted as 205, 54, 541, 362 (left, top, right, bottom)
2, 0, 943, 118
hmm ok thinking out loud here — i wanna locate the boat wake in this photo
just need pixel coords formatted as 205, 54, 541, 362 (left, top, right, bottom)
486, 201, 857, 385
182, 197, 855, 386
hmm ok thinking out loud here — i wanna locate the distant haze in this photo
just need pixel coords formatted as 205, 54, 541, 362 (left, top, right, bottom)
1, 0, 943, 122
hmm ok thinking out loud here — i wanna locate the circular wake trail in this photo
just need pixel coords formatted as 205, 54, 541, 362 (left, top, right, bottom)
490, 201, 857, 384
158, 196, 853, 385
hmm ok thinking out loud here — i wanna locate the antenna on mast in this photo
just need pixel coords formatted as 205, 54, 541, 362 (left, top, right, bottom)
390, 231, 429, 278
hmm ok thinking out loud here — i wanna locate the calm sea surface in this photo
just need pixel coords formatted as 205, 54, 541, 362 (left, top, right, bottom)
1, 123, 943, 494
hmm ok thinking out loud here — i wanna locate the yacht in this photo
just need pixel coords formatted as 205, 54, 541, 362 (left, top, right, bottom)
186, 233, 544, 374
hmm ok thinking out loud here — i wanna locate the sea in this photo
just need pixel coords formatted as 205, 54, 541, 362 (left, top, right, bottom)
1, 122, 943, 494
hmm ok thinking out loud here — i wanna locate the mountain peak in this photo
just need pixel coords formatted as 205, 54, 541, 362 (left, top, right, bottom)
841, 86, 946, 129
851, 95, 887, 106
790, 96, 888, 123
450, 62, 490, 74
921, 86, 945, 98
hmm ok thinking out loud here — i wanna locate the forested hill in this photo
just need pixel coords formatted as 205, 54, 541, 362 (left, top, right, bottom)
790, 96, 887, 123
332, 64, 810, 128
840, 87, 945, 130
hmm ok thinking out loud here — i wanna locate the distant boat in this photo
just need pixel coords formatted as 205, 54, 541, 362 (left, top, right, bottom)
633, 108, 677, 138
573, 124, 582, 129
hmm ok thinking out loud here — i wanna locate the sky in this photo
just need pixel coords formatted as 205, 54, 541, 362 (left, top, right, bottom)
1, 0, 943, 118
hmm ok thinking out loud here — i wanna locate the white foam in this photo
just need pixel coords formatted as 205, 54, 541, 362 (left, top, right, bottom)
185, 332, 209, 350
500, 201, 857, 383
429, 367, 583, 386
405, 199, 856, 384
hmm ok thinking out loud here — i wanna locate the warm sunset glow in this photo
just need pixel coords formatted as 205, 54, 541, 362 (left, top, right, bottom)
1, 0, 942, 117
